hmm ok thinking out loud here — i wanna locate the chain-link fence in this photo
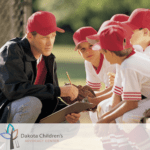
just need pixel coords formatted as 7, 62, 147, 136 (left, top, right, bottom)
0, 0, 32, 47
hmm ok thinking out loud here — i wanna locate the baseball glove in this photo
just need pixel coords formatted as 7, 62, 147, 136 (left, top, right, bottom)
61, 83, 97, 111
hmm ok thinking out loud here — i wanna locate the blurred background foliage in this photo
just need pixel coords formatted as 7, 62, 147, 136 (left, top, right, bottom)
32, 0, 150, 45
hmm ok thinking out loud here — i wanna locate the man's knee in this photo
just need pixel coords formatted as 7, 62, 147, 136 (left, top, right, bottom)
22, 96, 42, 114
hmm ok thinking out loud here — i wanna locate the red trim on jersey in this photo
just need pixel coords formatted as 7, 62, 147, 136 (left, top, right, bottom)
113, 86, 123, 95
86, 80, 100, 85
34, 57, 47, 85
123, 98, 141, 100
92, 53, 104, 74
114, 86, 122, 90
114, 91, 122, 95
123, 92, 141, 94
114, 89, 122, 93
126, 48, 136, 59
86, 80, 101, 89
123, 92, 141, 100
123, 95, 141, 97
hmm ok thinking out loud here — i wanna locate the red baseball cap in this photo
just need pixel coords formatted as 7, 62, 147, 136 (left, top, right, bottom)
26, 11, 65, 36
73, 27, 97, 51
86, 20, 118, 41
110, 14, 129, 22
87, 20, 133, 50
123, 8, 150, 30
92, 25, 133, 51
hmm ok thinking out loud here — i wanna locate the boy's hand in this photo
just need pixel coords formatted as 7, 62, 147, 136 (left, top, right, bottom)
65, 113, 81, 123
60, 85, 79, 101
87, 97, 98, 106
107, 72, 115, 86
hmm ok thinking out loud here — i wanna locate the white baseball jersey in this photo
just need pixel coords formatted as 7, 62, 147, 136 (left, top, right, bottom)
85, 54, 116, 90
113, 52, 150, 101
133, 45, 150, 59
113, 45, 150, 96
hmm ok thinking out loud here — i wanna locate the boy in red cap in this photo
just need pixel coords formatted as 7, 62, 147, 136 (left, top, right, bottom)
0, 11, 80, 123
124, 8, 150, 56
93, 25, 150, 123
94, 24, 150, 150
73, 27, 116, 123
84, 20, 132, 122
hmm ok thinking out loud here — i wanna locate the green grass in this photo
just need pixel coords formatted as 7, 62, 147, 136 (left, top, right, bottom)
52, 45, 86, 86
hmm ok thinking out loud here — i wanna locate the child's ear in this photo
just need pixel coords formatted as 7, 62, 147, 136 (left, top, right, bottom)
123, 38, 126, 47
143, 28, 149, 36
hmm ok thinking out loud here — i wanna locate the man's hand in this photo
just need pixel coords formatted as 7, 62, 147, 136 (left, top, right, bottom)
107, 72, 115, 86
60, 85, 79, 101
65, 113, 81, 123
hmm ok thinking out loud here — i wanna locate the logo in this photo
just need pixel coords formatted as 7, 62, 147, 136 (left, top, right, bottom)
0, 124, 20, 149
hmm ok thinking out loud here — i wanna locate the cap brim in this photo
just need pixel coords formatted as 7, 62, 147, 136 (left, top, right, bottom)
86, 34, 99, 40
74, 40, 88, 51
92, 42, 102, 51
86, 37, 99, 45
35, 27, 65, 36
56, 27, 65, 33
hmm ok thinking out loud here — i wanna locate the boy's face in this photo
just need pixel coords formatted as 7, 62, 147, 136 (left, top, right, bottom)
130, 28, 148, 46
101, 49, 117, 64
77, 42, 100, 62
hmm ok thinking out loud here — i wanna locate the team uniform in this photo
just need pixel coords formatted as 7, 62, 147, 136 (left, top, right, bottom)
97, 45, 150, 122
133, 44, 150, 59
85, 53, 116, 123
113, 51, 150, 123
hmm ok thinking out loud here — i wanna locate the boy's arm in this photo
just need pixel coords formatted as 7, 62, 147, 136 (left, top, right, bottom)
97, 100, 138, 123
111, 93, 122, 108
95, 86, 113, 97
88, 89, 113, 105
97, 93, 122, 117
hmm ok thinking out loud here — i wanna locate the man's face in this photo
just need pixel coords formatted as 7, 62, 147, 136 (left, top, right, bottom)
130, 29, 145, 45
77, 42, 100, 62
29, 32, 56, 57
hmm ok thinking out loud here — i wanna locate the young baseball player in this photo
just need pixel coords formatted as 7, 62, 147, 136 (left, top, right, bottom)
94, 24, 150, 150
86, 19, 134, 121
88, 10, 150, 120
73, 26, 116, 123
111, 8, 150, 113
125, 8, 150, 57
92, 24, 150, 123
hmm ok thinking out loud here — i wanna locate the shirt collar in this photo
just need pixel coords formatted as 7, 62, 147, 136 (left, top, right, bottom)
19, 37, 36, 62
126, 47, 136, 59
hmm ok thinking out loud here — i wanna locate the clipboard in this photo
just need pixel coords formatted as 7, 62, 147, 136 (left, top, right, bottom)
40, 101, 95, 123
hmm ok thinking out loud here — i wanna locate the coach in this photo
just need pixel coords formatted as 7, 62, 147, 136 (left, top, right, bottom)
0, 11, 80, 123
